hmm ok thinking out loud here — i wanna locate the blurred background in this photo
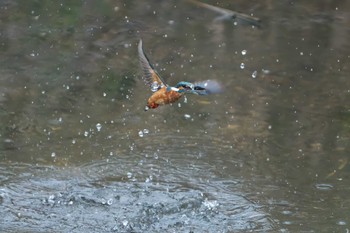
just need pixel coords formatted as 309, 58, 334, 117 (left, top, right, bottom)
0, 0, 349, 232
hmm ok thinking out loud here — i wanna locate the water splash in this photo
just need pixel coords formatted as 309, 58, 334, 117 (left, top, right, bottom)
203, 199, 219, 210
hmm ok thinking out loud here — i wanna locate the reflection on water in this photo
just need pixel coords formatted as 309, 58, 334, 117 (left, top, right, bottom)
1, 0, 350, 232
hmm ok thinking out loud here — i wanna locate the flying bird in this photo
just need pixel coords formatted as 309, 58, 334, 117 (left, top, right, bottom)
138, 39, 222, 111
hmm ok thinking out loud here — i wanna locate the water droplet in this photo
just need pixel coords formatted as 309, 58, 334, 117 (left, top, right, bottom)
72, 139, 76, 144
103, 92, 107, 97
241, 50, 247, 55
127, 172, 132, 178
262, 69, 270, 74
153, 153, 159, 159
51, 152, 56, 158
48, 194, 55, 204
107, 199, 113, 205
184, 114, 191, 119
143, 129, 149, 134
240, 63, 245, 69
138, 130, 144, 137
252, 70, 258, 78
183, 96, 188, 103
151, 82, 159, 92
84, 131, 89, 137
96, 123, 102, 132
122, 220, 129, 227
145, 177, 151, 183
282, 210, 293, 215
337, 220, 346, 226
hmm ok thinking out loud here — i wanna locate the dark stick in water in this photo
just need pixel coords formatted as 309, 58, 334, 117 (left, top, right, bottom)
188, 0, 261, 27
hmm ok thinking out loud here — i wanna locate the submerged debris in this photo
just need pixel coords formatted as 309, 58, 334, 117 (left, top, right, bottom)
188, 0, 261, 27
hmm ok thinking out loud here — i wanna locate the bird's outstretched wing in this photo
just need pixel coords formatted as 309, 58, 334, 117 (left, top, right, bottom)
138, 39, 167, 92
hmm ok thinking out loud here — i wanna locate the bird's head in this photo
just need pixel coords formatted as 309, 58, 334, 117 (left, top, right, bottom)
175, 81, 194, 93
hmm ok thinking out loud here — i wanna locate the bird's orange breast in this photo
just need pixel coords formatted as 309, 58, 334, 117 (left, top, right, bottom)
147, 87, 182, 108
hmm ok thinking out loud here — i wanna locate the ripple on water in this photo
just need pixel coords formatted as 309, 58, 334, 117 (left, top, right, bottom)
0, 123, 270, 232
79, 155, 273, 231
0, 160, 275, 232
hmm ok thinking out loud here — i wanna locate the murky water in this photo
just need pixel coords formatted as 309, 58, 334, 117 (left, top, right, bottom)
1, 0, 350, 232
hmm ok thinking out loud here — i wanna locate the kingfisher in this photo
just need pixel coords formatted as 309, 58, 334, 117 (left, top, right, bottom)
138, 39, 222, 111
